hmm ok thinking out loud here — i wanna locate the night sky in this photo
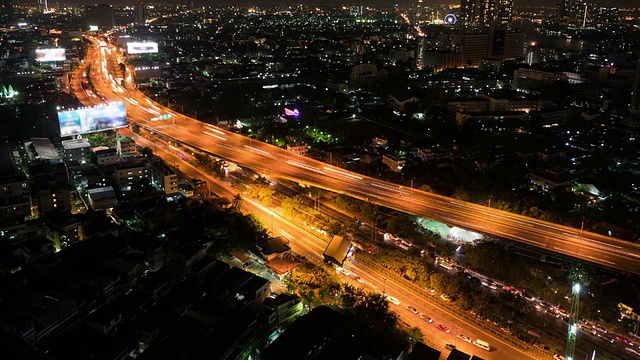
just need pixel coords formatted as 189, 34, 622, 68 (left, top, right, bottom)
12, 0, 640, 7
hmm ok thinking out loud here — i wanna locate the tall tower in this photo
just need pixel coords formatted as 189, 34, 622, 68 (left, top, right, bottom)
135, 1, 146, 25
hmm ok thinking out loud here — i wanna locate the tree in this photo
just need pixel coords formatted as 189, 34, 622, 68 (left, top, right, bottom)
88, 132, 115, 148
405, 327, 424, 345
140, 147, 154, 157
419, 184, 438, 194
232, 194, 244, 211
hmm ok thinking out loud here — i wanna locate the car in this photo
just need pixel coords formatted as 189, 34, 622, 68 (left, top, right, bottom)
553, 355, 565, 360
350, 273, 364, 283
435, 324, 450, 333
406, 306, 419, 315
456, 334, 472, 343
616, 335, 634, 346
444, 344, 456, 351
601, 334, 615, 343
440, 294, 451, 302
626, 347, 640, 356
592, 324, 607, 333
533, 342, 550, 351
386, 296, 400, 306
419, 314, 433, 323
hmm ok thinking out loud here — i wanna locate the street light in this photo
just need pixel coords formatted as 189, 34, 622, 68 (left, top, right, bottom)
382, 277, 387, 297
270, 211, 274, 236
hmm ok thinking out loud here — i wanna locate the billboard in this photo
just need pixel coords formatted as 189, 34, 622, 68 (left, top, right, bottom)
127, 42, 158, 54
58, 104, 128, 136
35, 48, 66, 62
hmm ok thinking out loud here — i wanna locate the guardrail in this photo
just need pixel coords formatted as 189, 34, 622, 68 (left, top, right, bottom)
356, 256, 532, 353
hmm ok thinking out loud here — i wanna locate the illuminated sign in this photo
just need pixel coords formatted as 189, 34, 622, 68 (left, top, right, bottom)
57, 104, 128, 136
89, 25, 99, 31
127, 42, 159, 54
284, 108, 300, 117
35, 48, 66, 62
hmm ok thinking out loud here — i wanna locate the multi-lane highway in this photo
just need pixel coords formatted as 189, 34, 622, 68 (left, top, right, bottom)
73, 36, 640, 276
124, 128, 540, 360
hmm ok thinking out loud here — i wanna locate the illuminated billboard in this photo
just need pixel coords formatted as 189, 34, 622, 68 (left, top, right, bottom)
58, 104, 128, 136
284, 108, 300, 117
127, 42, 159, 54
35, 48, 66, 62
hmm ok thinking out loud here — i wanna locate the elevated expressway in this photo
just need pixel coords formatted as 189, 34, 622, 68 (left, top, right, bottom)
74, 37, 640, 276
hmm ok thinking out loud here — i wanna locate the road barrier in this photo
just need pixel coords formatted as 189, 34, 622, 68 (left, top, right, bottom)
356, 257, 532, 352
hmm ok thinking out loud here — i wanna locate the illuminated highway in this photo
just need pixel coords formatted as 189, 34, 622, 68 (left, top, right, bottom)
73, 36, 640, 276
124, 128, 538, 360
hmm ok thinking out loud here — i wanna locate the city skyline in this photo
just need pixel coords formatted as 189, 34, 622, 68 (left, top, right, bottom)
9, 0, 640, 8
0, 2, 638, 360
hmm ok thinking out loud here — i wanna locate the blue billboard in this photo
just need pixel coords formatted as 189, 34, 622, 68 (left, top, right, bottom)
58, 104, 128, 136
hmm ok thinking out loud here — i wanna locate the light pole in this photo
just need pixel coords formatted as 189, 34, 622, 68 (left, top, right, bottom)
382, 277, 387, 297
270, 212, 274, 236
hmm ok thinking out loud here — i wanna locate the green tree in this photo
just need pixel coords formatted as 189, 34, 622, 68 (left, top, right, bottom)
232, 194, 244, 211
405, 327, 424, 345
88, 132, 115, 148
140, 146, 154, 157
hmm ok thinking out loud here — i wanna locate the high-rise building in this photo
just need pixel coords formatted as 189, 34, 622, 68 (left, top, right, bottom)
452, 27, 524, 67
479, 0, 495, 27
559, 0, 585, 27
350, 0, 363, 17
37, 0, 47, 13
1, 0, 13, 22
495, 0, 513, 27
595, 7, 619, 29
85, 3, 114, 29
135, 1, 146, 25
479, 0, 512, 28
460, 0, 476, 27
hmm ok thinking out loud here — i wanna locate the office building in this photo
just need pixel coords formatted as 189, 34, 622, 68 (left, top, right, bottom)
460, 0, 476, 27
453, 28, 524, 67
559, 0, 585, 27
29, 162, 72, 218
85, 4, 114, 30
595, 7, 619, 29
150, 159, 178, 195
479, 0, 513, 28
135, 1, 146, 25
114, 158, 149, 191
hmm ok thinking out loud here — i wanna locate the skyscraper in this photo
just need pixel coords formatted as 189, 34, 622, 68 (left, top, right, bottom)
135, 1, 146, 25
559, 0, 584, 27
460, 0, 476, 27
478, 0, 512, 28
